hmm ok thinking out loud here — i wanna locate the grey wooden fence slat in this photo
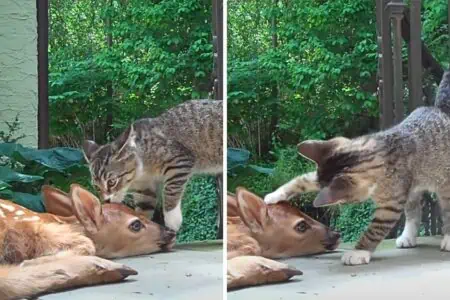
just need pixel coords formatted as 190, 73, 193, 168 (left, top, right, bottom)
381, 0, 395, 129
376, 0, 384, 127
409, 0, 423, 111
389, 0, 405, 124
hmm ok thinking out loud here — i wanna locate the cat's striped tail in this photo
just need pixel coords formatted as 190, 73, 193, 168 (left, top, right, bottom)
435, 71, 450, 114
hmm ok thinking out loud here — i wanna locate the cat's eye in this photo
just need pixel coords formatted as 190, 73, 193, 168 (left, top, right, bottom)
295, 221, 309, 233
129, 220, 143, 232
107, 178, 117, 188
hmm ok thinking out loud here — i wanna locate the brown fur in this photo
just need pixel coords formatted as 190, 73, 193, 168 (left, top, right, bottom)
227, 188, 340, 289
0, 184, 175, 298
0, 255, 136, 300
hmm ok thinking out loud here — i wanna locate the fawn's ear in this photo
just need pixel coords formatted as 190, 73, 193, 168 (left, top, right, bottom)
41, 185, 74, 217
236, 188, 269, 234
70, 184, 104, 234
227, 193, 239, 217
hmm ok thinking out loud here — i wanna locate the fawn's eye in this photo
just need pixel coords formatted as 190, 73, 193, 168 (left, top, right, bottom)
129, 220, 143, 232
107, 178, 117, 188
295, 221, 309, 233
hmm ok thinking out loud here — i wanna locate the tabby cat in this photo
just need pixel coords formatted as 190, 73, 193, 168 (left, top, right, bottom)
83, 100, 223, 231
265, 71, 450, 265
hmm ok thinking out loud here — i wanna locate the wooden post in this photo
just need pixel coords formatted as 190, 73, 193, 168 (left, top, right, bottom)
388, 0, 406, 124
37, 0, 49, 149
376, 0, 384, 127
409, 0, 422, 111
211, 0, 223, 240
211, 0, 223, 100
216, 175, 223, 239
381, 0, 394, 129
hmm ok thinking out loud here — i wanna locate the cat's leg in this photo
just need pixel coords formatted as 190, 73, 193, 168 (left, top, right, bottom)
437, 188, 450, 251
129, 189, 158, 216
264, 171, 319, 204
396, 191, 422, 248
342, 192, 406, 266
163, 173, 192, 232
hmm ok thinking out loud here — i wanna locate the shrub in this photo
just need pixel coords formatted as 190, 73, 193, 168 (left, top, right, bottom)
331, 201, 376, 243
177, 175, 219, 243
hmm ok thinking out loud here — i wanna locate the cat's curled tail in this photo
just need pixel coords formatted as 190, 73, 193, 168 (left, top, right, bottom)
435, 71, 450, 114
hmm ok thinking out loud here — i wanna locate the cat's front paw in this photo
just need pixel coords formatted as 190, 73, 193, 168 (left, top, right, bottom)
441, 234, 450, 251
264, 191, 287, 204
396, 233, 417, 248
341, 250, 371, 266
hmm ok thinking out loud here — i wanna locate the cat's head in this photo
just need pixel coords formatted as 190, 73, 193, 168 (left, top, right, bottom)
83, 126, 141, 203
298, 137, 382, 207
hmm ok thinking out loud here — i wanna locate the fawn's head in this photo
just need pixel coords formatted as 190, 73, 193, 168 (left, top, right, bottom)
297, 137, 383, 207
232, 188, 340, 258
42, 184, 176, 258
83, 126, 140, 203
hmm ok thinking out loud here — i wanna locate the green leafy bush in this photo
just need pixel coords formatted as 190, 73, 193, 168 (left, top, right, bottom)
177, 175, 219, 243
332, 201, 376, 243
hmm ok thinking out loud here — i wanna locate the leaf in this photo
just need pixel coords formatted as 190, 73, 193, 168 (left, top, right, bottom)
4, 192, 45, 213
248, 165, 274, 175
0, 143, 85, 172
0, 166, 44, 183
0, 180, 11, 191
227, 148, 251, 170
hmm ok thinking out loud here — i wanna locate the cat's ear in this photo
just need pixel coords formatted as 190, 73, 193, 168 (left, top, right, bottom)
116, 125, 136, 155
83, 140, 100, 162
297, 140, 332, 165
313, 178, 348, 207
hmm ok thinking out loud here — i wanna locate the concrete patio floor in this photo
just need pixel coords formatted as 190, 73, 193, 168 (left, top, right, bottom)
41, 241, 223, 300
228, 236, 450, 299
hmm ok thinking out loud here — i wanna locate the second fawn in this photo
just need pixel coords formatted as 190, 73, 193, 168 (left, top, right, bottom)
0, 184, 176, 299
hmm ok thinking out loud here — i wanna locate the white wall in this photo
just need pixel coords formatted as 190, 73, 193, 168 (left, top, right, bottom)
0, 0, 38, 147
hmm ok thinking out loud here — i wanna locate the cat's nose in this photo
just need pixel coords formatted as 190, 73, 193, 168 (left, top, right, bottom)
102, 193, 111, 203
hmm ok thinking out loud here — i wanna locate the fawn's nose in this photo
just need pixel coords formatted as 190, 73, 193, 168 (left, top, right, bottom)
160, 226, 176, 243
324, 230, 341, 250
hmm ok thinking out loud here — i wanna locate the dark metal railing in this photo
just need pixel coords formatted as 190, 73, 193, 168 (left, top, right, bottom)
375, 0, 449, 237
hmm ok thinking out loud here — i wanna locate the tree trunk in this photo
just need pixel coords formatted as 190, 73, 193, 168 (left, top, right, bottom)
262, 0, 279, 156
105, 0, 113, 141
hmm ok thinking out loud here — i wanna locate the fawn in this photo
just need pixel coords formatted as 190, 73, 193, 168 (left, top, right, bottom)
227, 188, 340, 289
0, 184, 176, 299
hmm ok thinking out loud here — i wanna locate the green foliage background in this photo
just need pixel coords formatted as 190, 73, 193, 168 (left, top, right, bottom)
0, 0, 219, 243
228, 0, 449, 242
178, 176, 219, 243
49, 0, 214, 145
